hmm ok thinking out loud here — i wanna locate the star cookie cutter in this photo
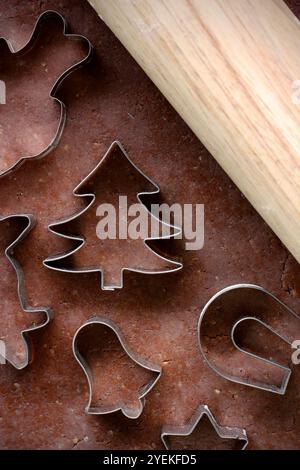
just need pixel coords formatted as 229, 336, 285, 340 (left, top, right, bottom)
198, 284, 300, 394
44, 140, 183, 291
72, 316, 162, 419
0, 10, 93, 176
0, 214, 52, 369
161, 405, 248, 450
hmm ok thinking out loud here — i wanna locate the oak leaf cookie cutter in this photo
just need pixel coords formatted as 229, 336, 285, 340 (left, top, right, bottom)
44, 140, 183, 290
72, 316, 162, 419
0, 214, 52, 369
0, 9, 93, 176
198, 284, 300, 395
161, 405, 248, 450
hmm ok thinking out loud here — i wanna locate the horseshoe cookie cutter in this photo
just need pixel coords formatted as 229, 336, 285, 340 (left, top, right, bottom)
0, 214, 52, 369
161, 405, 248, 450
72, 317, 162, 419
198, 284, 300, 394
0, 9, 93, 176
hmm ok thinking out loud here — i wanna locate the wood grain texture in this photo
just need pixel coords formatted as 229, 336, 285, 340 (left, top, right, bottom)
88, 0, 300, 262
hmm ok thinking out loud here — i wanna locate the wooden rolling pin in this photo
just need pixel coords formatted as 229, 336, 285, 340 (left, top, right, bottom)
88, 0, 300, 263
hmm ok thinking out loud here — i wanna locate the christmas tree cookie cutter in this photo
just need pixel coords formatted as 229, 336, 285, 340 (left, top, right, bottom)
198, 284, 300, 394
161, 405, 248, 450
43, 140, 183, 290
0, 10, 93, 176
0, 214, 52, 369
72, 316, 162, 419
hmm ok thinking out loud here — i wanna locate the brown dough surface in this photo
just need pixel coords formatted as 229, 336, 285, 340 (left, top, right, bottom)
0, 0, 300, 450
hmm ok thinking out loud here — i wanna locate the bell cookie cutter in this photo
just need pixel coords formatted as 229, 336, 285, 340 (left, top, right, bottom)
161, 405, 248, 450
72, 316, 162, 419
0, 214, 52, 369
44, 140, 182, 290
0, 10, 93, 176
198, 284, 300, 394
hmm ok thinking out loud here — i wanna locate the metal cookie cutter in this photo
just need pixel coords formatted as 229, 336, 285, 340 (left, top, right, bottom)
73, 316, 162, 419
0, 10, 93, 176
44, 140, 183, 290
0, 214, 52, 369
198, 284, 300, 394
161, 405, 248, 450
